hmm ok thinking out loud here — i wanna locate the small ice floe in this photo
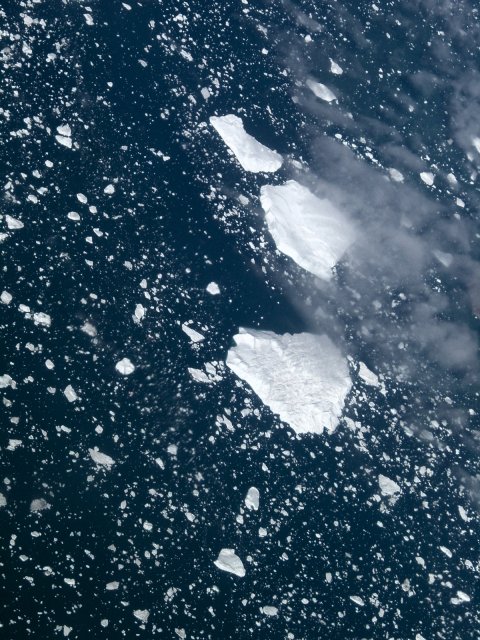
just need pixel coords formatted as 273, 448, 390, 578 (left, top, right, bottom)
209, 114, 282, 173
388, 167, 404, 182
378, 474, 401, 497
358, 362, 380, 387
244, 486, 260, 511
330, 59, 343, 75
350, 595, 365, 606
5, 215, 24, 229
451, 590, 471, 605
420, 171, 434, 186
0, 374, 15, 388
306, 79, 337, 102
188, 367, 211, 383
33, 312, 51, 327
30, 498, 51, 513
63, 385, 78, 402
206, 281, 220, 295
55, 124, 72, 148
104, 184, 115, 194
84, 12, 94, 26
260, 606, 278, 616
106, 581, 119, 590
133, 303, 145, 322
214, 548, 246, 577
188, 361, 222, 384
89, 448, 115, 469
0, 493, 6, 507
115, 357, 135, 375
1, 291, 12, 304
133, 609, 150, 623
181, 323, 205, 343
7, 439, 22, 451
67, 212, 80, 221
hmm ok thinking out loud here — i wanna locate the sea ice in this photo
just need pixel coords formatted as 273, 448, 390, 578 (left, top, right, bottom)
330, 59, 343, 75
420, 171, 434, 186
378, 474, 401, 496
5, 215, 24, 230
63, 385, 78, 402
350, 595, 365, 606
115, 357, 135, 375
306, 79, 337, 102
226, 328, 351, 434
260, 180, 354, 281
206, 281, 220, 295
89, 448, 115, 468
245, 486, 260, 511
181, 323, 205, 343
214, 548, 246, 577
210, 114, 282, 173
358, 362, 380, 387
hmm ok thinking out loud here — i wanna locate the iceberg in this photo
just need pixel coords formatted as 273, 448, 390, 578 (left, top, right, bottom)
210, 114, 282, 173
214, 548, 246, 577
260, 180, 354, 281
226, 328, 351, 435
306, 79, 337, 102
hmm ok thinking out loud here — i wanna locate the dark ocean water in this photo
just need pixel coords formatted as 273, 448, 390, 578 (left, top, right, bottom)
1, 1, 479, 638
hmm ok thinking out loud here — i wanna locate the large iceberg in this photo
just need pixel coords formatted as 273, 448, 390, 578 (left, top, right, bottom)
226, 328, 351, 435
209, 114, 282, 173
260, 180, 354, 281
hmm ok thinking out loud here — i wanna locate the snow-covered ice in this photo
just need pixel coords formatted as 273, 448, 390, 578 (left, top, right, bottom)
245, 486, 260, 511
210, 114, 282, 173
260, 180, 354, 281
5, 215, 24, 230
306, 79, 337, 102
206, 281, 220, 295
63, 385, 78, 402
350, 595, 365, 606
214, 548, 246, 577
226, 328, 351, 434
358, 362, 380, 387
115, 357, 135, 375
330, 59, 343, 75
89, 448, 115, 469
181, 323, 205, 343
420, 171, 434, 186
378, 474, 401, 496
133, 609, 150, 623
1, 291, 12, 305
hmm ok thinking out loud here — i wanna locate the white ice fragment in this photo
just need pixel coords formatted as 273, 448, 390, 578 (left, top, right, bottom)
214, 548, 246, 577
420, 171, 434, 186
115, 357, 135, 375
63, 385, 78, 402
106, 581, 119, 590
209, 114, 282, 173
260, 181, 354, 281
245, 486, 260, 511
133, 609, 150, 623
306, 79, 337, 102
7, 439, 22, 451
77, 193, 88, 204
33, 312, 51, 327
451, 590, 470, 604
226, 328, 351, 435
81, 321, 97, 337
1, 291, 12, 305
89, 448, 115, 469
84, 13, 94, 25
260, 606, 278, 616
439, 546, 452, 558
30, 498, 51, 512
378, 474, 401, 496
330, 59, 343, 75
358, 362, 380, 387
388, 167, 404, 182
104, 184, 115, 194
67, 212, 80, 221
458, 505, 470, 522
0, 374, 15, 388
134, 304, 145, 322
0, 493, 6, 507
206, 281, 220, 295
5, 215, 24, 229
45, 359, 54, 370
55, 135, 72, 148
181, 323, 205, 343
350, 595, 365, 606
188, 367, 211, 383
57, 124, 71, 137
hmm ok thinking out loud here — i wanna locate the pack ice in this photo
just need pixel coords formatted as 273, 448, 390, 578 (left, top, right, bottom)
209, 114, 282, 173
226, 328, 351, 434
260, 180, 354, 280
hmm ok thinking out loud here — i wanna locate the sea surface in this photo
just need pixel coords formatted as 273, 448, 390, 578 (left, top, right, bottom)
1, 1, 479, 638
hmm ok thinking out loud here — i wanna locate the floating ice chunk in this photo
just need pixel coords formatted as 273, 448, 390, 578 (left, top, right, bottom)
472, 137, 480, 153
358, 362, 380, 387
388, 167, 404, 182
260, 180, 354, 281
245, 486, 260, 511
55, 135, 72, 148
209, 114, 282, 173
206, 281, 220, 295
104, 184, 115, 194
84, 13, 94, 25
378, 474, 401, 496
133, 609, 150, 623
261, 606, 278, 616
57, 124, 71, 138
89, 448, 115, 468
33, 312, 51, 327
106, 581, 119, 590
77, 193, 88, 204
330, 59, 343, 75
5, 215, 24, 229
1, 291, 12, 304
451, 590, 471, 605
115, 357, 135, 375
306, 79, 337, 102
63, 385, 78, 402
214, 548, 246, 577
30, 498, 51, 512
0, 374, 15, 388
182, 323, 205, 343
226, 328, 351, 434
133, 304, 145, 322
188, 367, 211, 383
67, 212, 80, 221
420, 171, 434, 186
0, 493, 6, 507
350, 595, 364, 606
446, 172, 458, 187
